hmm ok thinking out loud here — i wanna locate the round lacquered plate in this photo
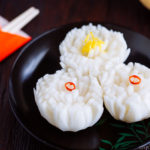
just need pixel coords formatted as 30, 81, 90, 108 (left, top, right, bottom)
9, 22, 150, 150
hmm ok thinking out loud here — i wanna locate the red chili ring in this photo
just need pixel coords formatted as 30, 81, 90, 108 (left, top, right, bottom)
65, 82, 76, 91
129, 75, 141, 85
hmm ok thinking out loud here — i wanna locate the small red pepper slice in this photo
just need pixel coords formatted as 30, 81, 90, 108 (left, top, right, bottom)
65, 82, 76, 91
129, 75, 141, 85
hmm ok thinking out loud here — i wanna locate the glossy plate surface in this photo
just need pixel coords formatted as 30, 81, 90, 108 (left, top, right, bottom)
9, 22, 150, 150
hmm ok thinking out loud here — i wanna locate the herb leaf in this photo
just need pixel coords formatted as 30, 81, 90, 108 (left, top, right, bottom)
99, 148, 106, 150
101, 139, 112, 146
116, 136, 125, 143
136, 129, 145, 135
119, 133, 134, 137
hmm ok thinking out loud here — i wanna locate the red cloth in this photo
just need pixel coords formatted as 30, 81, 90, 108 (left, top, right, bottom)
0, 30, 31, 61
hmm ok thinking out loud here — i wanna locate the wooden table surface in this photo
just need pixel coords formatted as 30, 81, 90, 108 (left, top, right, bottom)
0, 0, 150, 150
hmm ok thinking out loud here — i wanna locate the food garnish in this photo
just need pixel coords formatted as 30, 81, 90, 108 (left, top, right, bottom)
129, 75, 141, 85
81, 32, 104, 57
65, 82, 76, 91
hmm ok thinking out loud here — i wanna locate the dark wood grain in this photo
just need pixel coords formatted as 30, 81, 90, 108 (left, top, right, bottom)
0, 0, 150, 150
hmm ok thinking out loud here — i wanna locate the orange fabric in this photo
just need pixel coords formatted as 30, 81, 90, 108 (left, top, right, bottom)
0, 30, 31, 61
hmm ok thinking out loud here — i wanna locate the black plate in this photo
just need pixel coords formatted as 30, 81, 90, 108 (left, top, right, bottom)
9, 22, 150, 150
